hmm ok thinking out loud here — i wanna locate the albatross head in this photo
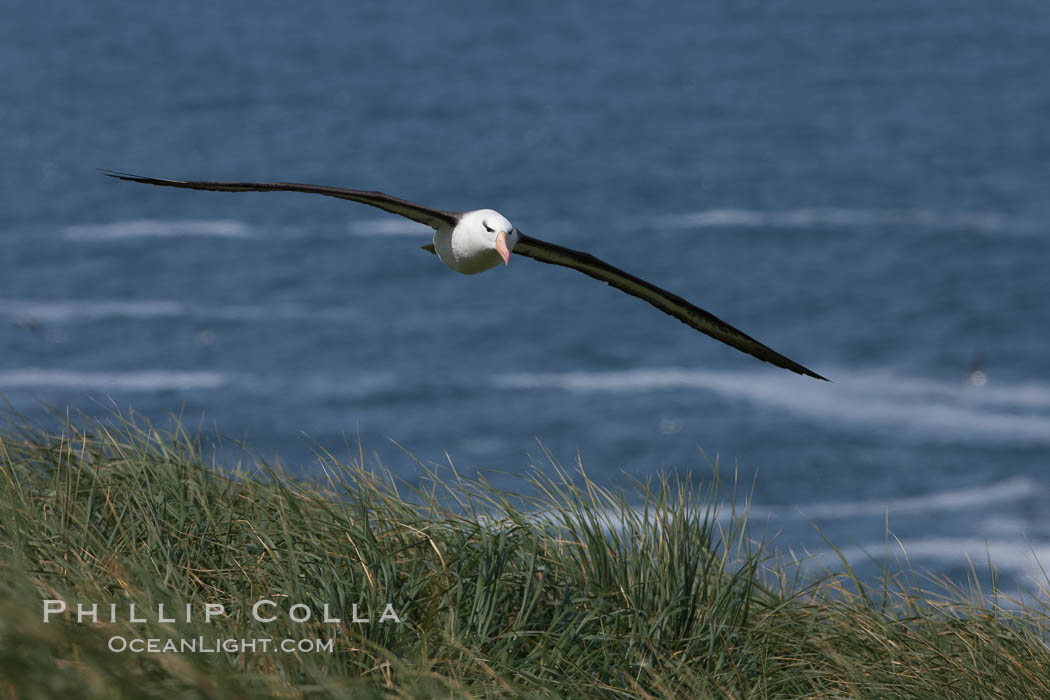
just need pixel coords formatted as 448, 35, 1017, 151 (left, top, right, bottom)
456, 208, 519, 269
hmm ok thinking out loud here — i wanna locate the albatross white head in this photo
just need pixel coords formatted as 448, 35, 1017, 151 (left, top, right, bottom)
436, 209, 520, 275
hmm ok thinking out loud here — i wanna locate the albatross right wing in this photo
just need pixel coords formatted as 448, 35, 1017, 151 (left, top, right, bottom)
512, 232, 828, 381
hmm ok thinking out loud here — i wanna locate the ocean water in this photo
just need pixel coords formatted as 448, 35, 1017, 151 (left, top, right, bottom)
3, 1, 1049, 591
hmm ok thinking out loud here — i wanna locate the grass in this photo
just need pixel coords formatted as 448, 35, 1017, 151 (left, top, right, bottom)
2, 412, 1050, 698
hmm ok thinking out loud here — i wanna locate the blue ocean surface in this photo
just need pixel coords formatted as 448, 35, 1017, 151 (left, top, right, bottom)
3, 1, 1049, 591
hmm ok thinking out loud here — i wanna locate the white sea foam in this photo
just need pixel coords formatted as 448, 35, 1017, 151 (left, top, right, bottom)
496, 367, 1050, 444
347, 218, 429, 236
0, 299, 185, 322
744, 476, 1039, 521
660, 208, 1028, 234
812, 536, 1050, 583
0, 299, 357, 324
193, 303, 357, 323
64, 219, 252, 240
0, 369, 228, 391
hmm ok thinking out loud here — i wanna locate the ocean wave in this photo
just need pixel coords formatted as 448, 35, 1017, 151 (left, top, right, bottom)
64, 219, 252, 240
744, 476, 1039, 521
0, 369, 228, 391
0, 299, 357, 324
0, 367, 407, 400
659, 208, 1028, 234
496, 367, 1050, 444
812, 536, 1050, 583
0, 300, 184, 322
347, 218, 430, 236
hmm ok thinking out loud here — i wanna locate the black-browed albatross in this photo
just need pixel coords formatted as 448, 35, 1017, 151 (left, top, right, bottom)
103, 171, 827, 381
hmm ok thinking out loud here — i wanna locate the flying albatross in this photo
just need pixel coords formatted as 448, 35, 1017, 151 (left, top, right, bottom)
103, 171, 827, 381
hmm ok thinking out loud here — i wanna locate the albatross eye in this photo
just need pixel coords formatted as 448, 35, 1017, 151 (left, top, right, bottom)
483, 222, 494, 233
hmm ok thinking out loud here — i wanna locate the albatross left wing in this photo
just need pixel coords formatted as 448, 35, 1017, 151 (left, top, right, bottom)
101, 171, 460, 230
512, 233, 828, 381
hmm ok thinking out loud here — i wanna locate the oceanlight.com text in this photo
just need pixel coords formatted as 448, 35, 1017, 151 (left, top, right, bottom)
107, 636, 335, 654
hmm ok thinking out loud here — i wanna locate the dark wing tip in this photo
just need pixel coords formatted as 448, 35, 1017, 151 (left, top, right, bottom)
761, 353, 829, 382
737, 342, 829, 382
99, 169, 163, 184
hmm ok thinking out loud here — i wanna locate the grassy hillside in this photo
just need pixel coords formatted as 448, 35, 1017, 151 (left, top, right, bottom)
1, 413, 1049, 698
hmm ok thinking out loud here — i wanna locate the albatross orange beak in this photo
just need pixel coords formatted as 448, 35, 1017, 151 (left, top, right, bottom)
495, 231, 510, 265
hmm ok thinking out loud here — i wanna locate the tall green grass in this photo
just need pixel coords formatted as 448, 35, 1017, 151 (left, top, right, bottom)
2, 412, 1050, 698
